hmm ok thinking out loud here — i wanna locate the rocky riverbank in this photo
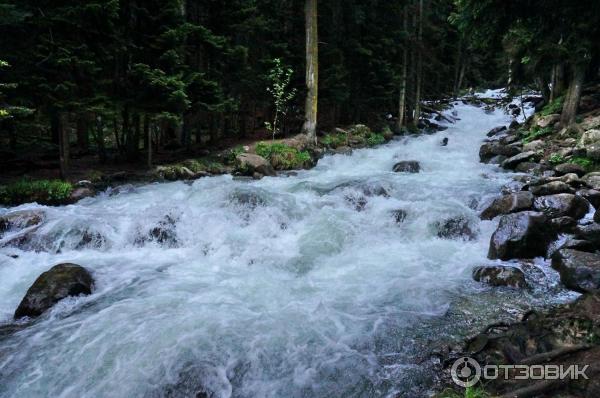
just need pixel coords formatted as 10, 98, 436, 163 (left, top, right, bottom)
436, 88, 600, 397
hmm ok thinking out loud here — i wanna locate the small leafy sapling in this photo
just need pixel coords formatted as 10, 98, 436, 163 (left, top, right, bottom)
265, 58, 297, 141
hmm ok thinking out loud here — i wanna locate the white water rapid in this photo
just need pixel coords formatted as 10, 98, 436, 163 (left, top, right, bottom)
0, 93, 572, 397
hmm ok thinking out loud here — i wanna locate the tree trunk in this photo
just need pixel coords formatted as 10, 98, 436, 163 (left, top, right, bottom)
52, 111, 68, 179
412, 0, 423, 127
302, 0, 318, 144
551, 63, 566, 101
397, 6, 408, 130
560, 63, 587, 127
144, 115, 152, 169
76, 114, 90, 153
95, 115, 107, 164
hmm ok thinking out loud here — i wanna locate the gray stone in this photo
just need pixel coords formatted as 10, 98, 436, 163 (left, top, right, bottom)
552, 249, 600, 293
488, 211, 556, 260
582, 172, 600, 191
393, 161, 420, 173
533, 194, 589, 219
502, 151, 540, 170
480, 191, 534, 220
530, 181, 574, 196
236, 153, 276, 177
472, 265, 527, 288
14, 263, 94, 319
554, 163, 587, 177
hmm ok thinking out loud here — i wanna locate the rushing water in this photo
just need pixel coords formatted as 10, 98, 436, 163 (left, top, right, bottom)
0, 93, 574, 397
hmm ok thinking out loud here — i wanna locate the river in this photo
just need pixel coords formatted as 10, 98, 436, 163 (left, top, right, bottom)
0, 92, 574, 397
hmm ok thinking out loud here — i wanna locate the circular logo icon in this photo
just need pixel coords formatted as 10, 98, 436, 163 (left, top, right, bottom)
451, 357, 481, 388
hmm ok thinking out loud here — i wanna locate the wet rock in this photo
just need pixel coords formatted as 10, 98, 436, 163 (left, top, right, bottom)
332, 146, 353, 155
582, 172, 600, 191
488, 211, 555, 260
391, 209, 408, 224
135, 215, 179, 247
533, 193, 589, 219
581, 115, 600, 131
514, 162, 542, 173
580, 129, 600, 145
535, 113, 560, 128
479, 143, 520, 163
595, 209, 600, 223
502, 151, 540, 170
559, 238, 597, 253
440, 137, 449, 146
472, 265, 527, 288
235, 153, 276, 177
530, 181, 574, 196
579, 189, 600, 209
486, 126, 507, 137
552, 249, 600, 293
434, 216, 477, 241
0, 210, 44, 237
393, 161, 420, 173
229, 189, 267, 209
75, 230, 107, 250
69, 187, 95, 203
14, 263, 94, 319
523, 139, 544, 152
480, 191, 534, 220
549, 216, 578, 233
555, 163, 587, 177
575, 223, 600, 245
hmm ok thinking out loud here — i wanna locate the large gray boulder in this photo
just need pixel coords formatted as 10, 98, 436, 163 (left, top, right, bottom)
552, 249, 600, 293
472, 265, 527, 288
533, 193, 589, 219
14, 263, 94, 319
479, 142, 520, 163
480, 191, 534, 220
582, 172, 600, 191
502, 151, 540, 170
575, 223, 600, 245
488, 211, 556, 260
235, 153, 276, 177
393, 161, 420, 173
554, 163, 587, 177
578, 189, 600, 209
530, 181, 574, 196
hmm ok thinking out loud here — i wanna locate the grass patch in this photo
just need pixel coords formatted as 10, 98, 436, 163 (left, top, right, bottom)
321, 132, 348, 148
255, 142, 312, 170
0, 179, 73, 205
540, 96, 564, 116
570, 156, 595, 171
549, 153, 565, 165
366, 132, 385, 146
521, 126, 553, 144
435, 386, 489, 398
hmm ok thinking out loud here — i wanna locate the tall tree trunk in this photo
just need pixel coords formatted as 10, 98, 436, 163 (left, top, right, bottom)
413, 0, 423, 127
52, 111, 68, 179
551, 63, 566, 101
302, 0, 318, 144
95, 115, 107, 164
144, 115, 152, 169
397, 6, 408, 129
76, 114, 90, 153
560, 63, 587, 127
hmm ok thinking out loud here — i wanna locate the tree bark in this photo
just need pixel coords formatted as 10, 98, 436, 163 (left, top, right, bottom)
302, 0, 318, 144
412, 0, 423, 127
397, 6, 408, 129
94, 115, 107, 164
76, 114, 90, 153
52, 111, 68, 179
144, 115, 152, 169
560, 63, 586, 127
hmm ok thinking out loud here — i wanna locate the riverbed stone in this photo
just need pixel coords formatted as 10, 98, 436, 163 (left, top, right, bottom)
579, 189, 600, 209
472, 265, 527, 288
530, 181, 574, 196
535, 113, 560, 128
434, 216, 477, 241
14, 263, 94, 319
235, 153, 276, 177
582, 172, 600, 191
575, 223, 600, 245
488, 211, 555, 260
523, 140, 544, 152
533, 193, 589, 219
480, 191, 534, 220
554, 163, 587, 177
552, 249, 600, 293
486, 126, 507, 137
550, 216, 578, 233
502, 151, 540, 170
393, 161, 420, 173
0, 210, 44, 236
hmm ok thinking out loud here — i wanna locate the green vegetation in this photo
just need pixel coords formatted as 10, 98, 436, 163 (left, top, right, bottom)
255, 142, 312, 170
436, 386, 489, 398
549, 153, 565, 165
521, 126, 553, 144
264, 58, 297, 140
366, 133, 386, 147
0, 179, 73, 206
540, 96, 564, 116
321, 132, 348, 148
570, 156, 595, 171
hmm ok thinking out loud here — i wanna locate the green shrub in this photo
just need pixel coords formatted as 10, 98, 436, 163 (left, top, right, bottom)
540, 96, 564, 116
255, 142, 311, 170
0, 179, 73, 205
321, 132, 348, 148
226, 145, 245, 164
570, 156, 594, 170
549, 153, 565, 165
366, 132, 385, 146
521, 126, 552, 143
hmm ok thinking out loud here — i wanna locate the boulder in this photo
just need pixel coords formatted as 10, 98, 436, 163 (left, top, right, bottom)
580, 129, 600, 145
582, 172, 600, 191
581, 115, 600, 131
14, 263, 94, 319
535, 113, 560, 128
488, 211, 556, 260
480, 191, 534, 220
578, 189, 600, 209
479, 143, 520, 163
515, 162, 543, 173
472, 266, 527, 288
0, 210, 44, 236
391, 209, 408, 224
587, 144, 600, 161
486, 126, 507, 137
440, 137, 449, 146
554, 163, 587, 177
595, 209, 600, 223
549, 216, 578, 233
433, 216, 477, 241
533, 193, 589, 219
502, 151, 540, 170
552, 249, 600, 293
523, 140, 544, 152
530, 181, 574, 196
393, 161, 420, 173
69, 187, 95, 203
235, 153, 276, 177
575, 223, 600, 245
558, 238, 597, 253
